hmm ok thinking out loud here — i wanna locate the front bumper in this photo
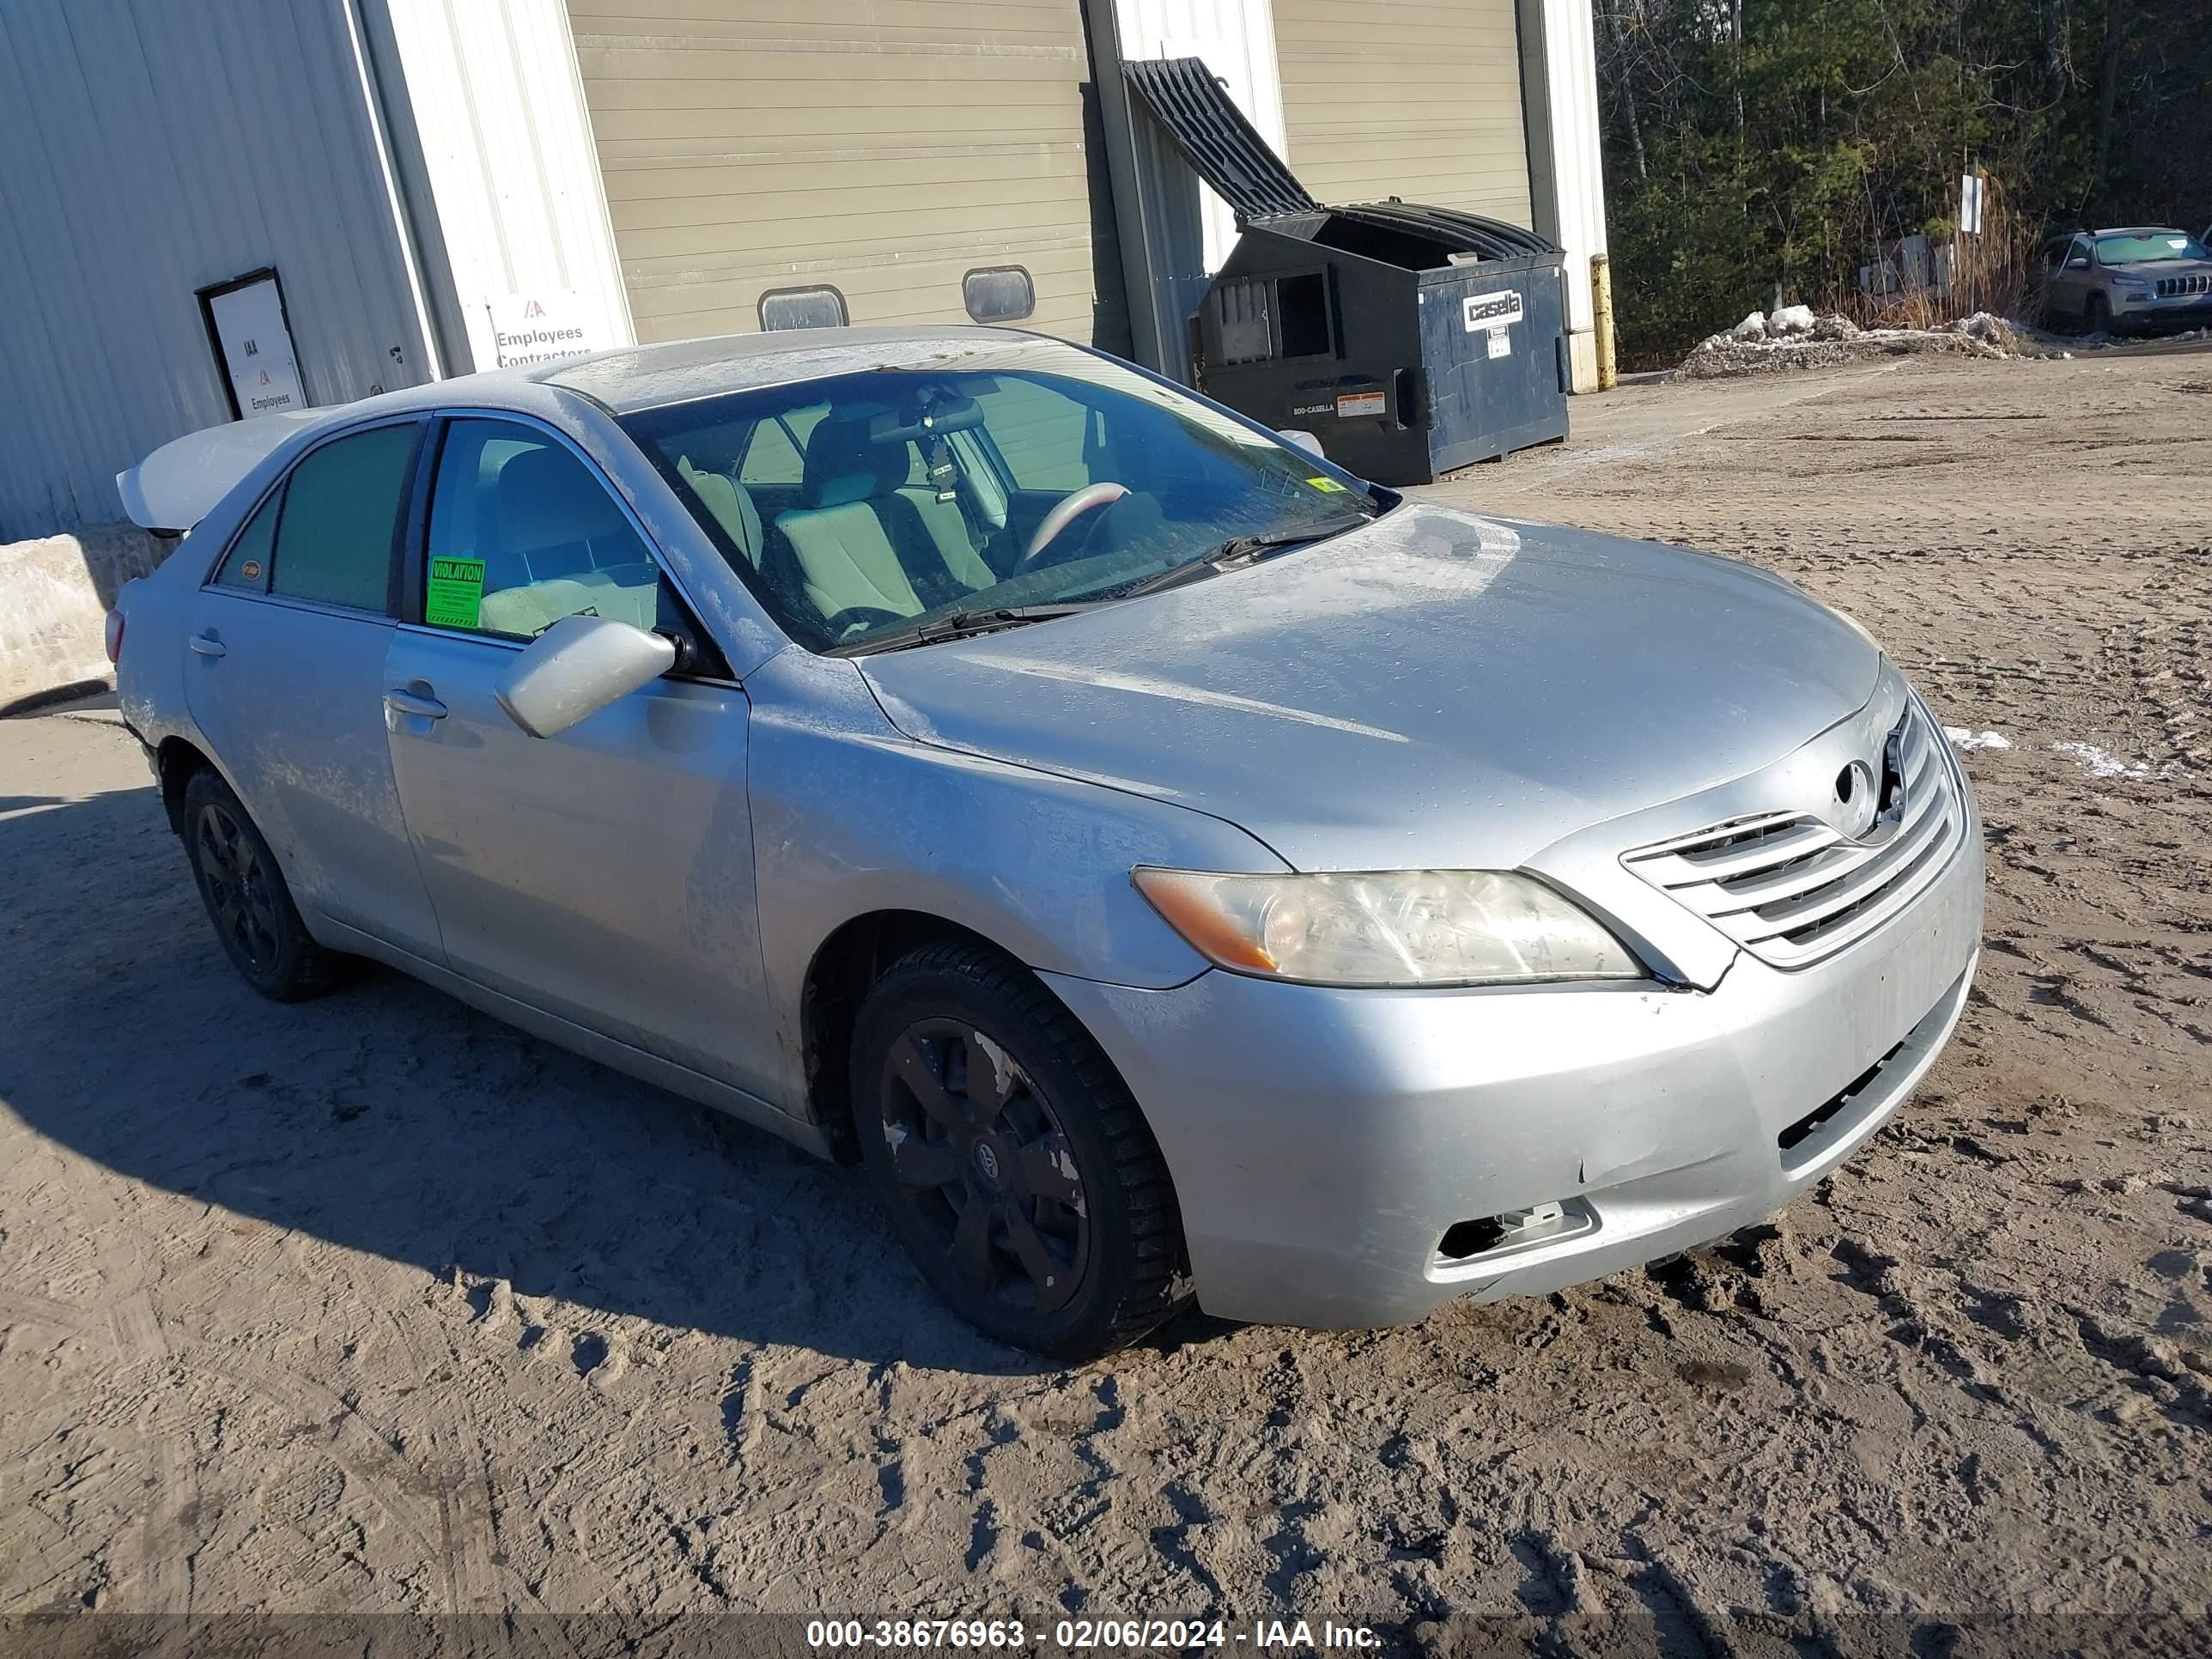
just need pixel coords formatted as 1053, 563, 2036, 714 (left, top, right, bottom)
2111, 291, 2212, 330
1046, 783, 1983, 1329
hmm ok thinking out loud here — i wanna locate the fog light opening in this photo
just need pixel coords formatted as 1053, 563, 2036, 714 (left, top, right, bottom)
1437, 1200, 1578, 1262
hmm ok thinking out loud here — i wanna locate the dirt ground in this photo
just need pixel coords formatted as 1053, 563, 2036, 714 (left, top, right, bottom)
3, 350, 2208, 1656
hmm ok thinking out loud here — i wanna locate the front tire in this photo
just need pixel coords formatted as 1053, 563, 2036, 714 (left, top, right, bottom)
2085, 294, 2112, 337
851, 941, 1191, 1360
181, 769, 351, 1002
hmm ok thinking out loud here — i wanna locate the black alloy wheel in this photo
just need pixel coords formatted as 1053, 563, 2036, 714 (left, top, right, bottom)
878, 1018, 1091, 1316
180, 769, 350, 1001
195, 798, 283, 977
852, 942, 1191, 1359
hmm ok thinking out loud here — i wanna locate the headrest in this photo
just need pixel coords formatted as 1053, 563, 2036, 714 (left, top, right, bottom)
495, 445, 631, 556
801, 416, 909, 508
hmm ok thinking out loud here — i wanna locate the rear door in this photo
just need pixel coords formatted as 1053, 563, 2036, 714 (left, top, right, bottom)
380, 414, 777, 1097
2049, 234, 2095, 318
181, 419, 445, 962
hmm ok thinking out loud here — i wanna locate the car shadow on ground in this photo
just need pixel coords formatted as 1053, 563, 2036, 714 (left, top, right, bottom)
1, 782, 1091, 1374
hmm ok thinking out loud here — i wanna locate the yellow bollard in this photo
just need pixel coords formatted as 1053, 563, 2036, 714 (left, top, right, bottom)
1590, 254, 1619, 391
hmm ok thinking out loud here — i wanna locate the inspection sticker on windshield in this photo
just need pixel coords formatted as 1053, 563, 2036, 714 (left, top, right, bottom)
1463, 289, 1524, 332
1335, 389, 1386, 419
425, 556, 485, 629
1305, 476, 1348, 493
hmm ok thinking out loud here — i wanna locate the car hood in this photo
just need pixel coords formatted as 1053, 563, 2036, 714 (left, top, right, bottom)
2111, 258, 2212, 279
859, 504, 1881, 870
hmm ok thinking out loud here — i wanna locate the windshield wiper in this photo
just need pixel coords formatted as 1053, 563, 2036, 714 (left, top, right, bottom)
840, 603, 1107, 655
1115, 511, 1379, 600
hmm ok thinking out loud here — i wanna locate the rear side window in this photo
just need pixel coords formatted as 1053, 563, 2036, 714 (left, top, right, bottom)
270, 424, 417, 612
212, 491, 279, 590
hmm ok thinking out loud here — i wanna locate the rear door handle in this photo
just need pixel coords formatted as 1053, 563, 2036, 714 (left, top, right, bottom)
189, 633, 227, 658
383, 687, 447, 720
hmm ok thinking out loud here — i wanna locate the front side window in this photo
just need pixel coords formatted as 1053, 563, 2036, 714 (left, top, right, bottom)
619, 339, 1379, 653
422, 418, 670, 641
269, 423, 417, 612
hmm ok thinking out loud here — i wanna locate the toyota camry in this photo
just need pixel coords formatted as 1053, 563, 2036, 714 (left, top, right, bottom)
111, 326, 1983, 1359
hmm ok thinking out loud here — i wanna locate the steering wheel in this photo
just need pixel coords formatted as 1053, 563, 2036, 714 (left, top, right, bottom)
1020, 482, 1130, 568
817, 605, 910, 641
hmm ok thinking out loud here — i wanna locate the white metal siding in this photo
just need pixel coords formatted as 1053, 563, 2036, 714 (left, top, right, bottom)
369, 0, 635, 374
568, 0, 1105, 344
0, 0, 434, 538
1274, 0, 1534, 225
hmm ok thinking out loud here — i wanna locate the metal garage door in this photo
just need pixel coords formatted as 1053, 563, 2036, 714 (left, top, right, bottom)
1273, 0, 1533, 226
568, 0, 1111, 345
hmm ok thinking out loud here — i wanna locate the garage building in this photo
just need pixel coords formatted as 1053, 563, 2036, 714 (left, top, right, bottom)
0, 0, 1607, 546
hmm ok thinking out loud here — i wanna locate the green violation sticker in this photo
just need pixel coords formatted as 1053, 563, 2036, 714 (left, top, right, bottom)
425, 556, 485, 629
1306, 476, 1348, 493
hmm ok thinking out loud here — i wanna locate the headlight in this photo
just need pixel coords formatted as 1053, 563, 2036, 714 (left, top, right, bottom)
1133, 867, 1644, 988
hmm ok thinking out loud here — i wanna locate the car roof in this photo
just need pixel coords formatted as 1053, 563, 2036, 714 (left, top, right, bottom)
118, 325, 1073, 531
2089, 226, 2190, 239
539, 323, 1042, 415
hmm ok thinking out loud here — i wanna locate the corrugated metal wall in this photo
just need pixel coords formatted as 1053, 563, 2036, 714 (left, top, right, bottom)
0, 0, 433, 538
1273, 0, 1534, 225
567, 0, 1114, 346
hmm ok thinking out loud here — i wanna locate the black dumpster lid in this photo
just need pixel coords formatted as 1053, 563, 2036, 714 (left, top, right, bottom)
1122, 57, 1319, 220
1332, 201, 1559, 260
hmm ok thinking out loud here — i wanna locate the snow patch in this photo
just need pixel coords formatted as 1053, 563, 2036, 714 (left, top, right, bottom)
1943, 726, 2012, 751
2052, 741, 2182, 782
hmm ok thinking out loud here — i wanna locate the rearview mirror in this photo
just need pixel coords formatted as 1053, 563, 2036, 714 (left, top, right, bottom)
1276, 428, 1325, 459
495, 613, 676, 739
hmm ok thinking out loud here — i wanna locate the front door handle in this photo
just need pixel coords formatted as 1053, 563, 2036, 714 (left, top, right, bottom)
189, 633, 227, 658
383, 687, 447, 720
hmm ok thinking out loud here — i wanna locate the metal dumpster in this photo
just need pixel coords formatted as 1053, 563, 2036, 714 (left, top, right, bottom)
1125, 57, 1571, 485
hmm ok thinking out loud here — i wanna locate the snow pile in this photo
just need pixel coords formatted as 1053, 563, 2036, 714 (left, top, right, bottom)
2052, 741, 2184, 783
1680, 307, 2024, 379
1944, 726, 2012, 751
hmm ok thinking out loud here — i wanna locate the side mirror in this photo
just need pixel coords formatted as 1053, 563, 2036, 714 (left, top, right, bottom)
1276, 428, 1326, 459
2065, 256, 2090, 270
495, 613, 675, 739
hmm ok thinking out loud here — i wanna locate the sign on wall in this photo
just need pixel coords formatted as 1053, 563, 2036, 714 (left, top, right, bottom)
485, 290, 610, 368
198, 268, 307, 421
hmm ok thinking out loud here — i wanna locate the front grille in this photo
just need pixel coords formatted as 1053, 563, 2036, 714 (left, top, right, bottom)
2155, 274, 2210, 297
1621, 697, 1962, 969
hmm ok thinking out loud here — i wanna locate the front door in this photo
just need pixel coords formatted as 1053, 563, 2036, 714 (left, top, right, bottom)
182, 419, 445, 962
380, 416, 777, 1097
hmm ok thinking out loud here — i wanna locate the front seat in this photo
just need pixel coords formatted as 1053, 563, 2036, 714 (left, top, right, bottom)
491, 445, 641, 584
775, 418, 995, 628
676, 453, 764, 571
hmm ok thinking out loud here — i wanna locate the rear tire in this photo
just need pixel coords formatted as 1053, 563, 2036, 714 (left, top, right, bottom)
181, 770, 351, 1002
850, 941, 1192, 1361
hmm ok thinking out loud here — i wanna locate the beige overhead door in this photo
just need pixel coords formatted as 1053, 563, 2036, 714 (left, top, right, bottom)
1274, 0, 1533, 226
568, 0, 1105, 343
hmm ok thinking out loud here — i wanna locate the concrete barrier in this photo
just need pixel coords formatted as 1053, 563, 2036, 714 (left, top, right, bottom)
1, 522, 170, 713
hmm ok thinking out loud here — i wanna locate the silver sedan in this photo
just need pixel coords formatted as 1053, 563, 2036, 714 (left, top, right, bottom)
112, 327, 1983, 1358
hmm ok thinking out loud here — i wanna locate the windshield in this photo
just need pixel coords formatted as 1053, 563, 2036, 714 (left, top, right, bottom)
2097, 232, 2208, 265
617, 341, 1379, 652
